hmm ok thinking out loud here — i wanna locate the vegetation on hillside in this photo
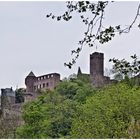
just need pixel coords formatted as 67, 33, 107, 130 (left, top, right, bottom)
16, 76, 140, 138
0, 1, 140, 138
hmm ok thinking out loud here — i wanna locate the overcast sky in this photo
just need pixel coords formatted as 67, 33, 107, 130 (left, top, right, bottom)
0, 1, 140, 89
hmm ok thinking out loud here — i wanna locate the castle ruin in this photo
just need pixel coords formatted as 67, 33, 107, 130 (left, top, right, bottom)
24, 72, 61, 102
25, 72, 60, 93
0, 72, 61, 125
0, 52, 115, 122
78, 52, 116, 87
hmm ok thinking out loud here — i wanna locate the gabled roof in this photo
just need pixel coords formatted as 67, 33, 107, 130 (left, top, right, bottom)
27, 71, 36, 77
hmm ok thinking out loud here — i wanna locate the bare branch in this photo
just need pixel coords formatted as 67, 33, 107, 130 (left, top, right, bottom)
119, 3, 140, 34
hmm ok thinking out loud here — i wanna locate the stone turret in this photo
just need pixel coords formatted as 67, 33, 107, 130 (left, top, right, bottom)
1, 87, 15, 110
25, 71, 37, 93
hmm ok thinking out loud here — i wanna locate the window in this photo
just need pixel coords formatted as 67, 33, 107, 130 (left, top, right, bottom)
43, 83, 45, 88
46, 83, 49, 87
40, 84, 41, 89
48, 75, 50, 78
51, 74, 53, 77
38, 77, 40, 80
44, 76, 46, 79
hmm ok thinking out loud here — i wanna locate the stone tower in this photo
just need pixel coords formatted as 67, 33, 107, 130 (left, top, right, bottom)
1, 88, 15, 110
90, 52, 104, 87
90, 52, 104, 76
25, 71, 36, 93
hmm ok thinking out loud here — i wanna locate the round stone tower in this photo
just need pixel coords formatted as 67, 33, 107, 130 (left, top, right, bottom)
25, 71, 36, 93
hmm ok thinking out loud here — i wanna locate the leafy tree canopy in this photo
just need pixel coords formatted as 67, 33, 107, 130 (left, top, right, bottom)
70, 83, 140, 138
15, 88, 25, 103
109, 54, 140, 79
16, 78, 95, 138
16, 77, 140, 138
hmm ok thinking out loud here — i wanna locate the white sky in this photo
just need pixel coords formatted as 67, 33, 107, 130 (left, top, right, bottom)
0, 1, 140, 89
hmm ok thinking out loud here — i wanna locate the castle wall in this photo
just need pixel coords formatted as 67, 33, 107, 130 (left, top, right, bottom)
24, 94, 34, 103
1, 88, 15, 110
24, 92, 38, 103
0, 88, 23, 126
2, 106, 22, 119
24, 72, 61, 103
34, 73, 60, 91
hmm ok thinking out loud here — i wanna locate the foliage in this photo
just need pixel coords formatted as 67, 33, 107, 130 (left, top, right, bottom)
46, 1, 140, 68
16, 90, 78, 138
15, 88, 25, 103
55, 79, 95, 102
16, 77, 140, 138
109, 54, 140, 79
68, 73, 77, 80
70, 83, 140, 138
113, 73, 123, 81
16, 79, 95, 138
77, 73, 91, 83
55, 81, 79, 99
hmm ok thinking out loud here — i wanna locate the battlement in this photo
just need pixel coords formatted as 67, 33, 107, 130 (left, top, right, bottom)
90, 52, 104, 59
36, 73, 60, 81
1, 88, 15, 97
